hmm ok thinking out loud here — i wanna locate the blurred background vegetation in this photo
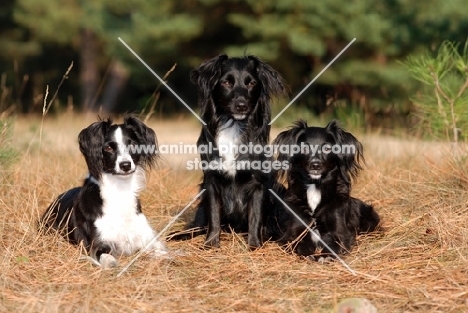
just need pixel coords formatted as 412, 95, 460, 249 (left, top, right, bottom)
1, 0, 468, 132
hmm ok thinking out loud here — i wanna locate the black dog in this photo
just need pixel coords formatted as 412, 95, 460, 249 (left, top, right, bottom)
271, 120, 380, 260
41, 117, 167, 267
171, 54, 286, 248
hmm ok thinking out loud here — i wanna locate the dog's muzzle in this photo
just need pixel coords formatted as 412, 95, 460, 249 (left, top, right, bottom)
232, 114, 247, 120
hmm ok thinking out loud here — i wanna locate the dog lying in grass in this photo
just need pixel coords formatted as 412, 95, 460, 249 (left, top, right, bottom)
41, 116, 167, 268
269, 120, 380, 261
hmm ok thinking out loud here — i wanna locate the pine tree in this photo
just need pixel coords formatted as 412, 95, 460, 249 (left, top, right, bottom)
13, 0, 202, 112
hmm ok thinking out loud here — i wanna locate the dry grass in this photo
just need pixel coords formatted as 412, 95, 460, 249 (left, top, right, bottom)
1, 114, 468, 312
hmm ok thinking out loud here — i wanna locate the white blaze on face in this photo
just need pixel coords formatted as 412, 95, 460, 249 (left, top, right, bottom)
113, 127, 135, 174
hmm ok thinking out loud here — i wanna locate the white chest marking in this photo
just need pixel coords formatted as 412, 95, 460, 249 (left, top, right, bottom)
310, 226, 321, 243
307, 184, 321, 212
306, 184, 321, 243
94, 168, 165, 256
216, 121, 242, 177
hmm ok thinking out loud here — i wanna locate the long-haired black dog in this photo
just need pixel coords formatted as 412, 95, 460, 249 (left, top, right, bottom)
41, 116, 167, 267
170, 54, 286, 248
271, 120, 380, 260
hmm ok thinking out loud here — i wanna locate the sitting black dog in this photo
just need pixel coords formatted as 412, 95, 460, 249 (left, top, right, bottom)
170, 54, 286, 249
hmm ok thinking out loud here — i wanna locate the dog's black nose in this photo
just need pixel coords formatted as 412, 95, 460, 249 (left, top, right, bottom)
235, 97, 248, 112
310, 160, 321, 170
119, 161, 132, 172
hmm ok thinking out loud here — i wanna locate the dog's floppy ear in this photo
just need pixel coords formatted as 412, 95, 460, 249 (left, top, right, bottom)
247, 56, 287, 141
191, 54, 228, 125
78, 118, 112, 180
272, 120, 308, 184
123, 115, 158, 168
273, 120, 308, 151
325, 120, 364, 181
273, 119, 308, 164
190, 54, 228, 100
247, 55, 287, 100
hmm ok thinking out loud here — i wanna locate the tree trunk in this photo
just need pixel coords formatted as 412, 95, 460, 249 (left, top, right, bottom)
101, 60, 129, 113
80, 28, 99, 112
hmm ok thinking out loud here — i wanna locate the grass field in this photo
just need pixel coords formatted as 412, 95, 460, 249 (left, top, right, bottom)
1, 114, 468, 312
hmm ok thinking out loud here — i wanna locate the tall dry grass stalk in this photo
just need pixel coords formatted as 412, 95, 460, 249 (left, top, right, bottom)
1, 114, 468, 312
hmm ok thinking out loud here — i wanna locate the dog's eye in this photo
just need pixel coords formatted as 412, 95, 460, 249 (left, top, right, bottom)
104, 145, 113, 153
247, 80, 257, 88
322, 144, 332, 153
221, 80, 232, 87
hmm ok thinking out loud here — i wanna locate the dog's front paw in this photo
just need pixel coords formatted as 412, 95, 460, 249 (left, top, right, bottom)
305, 255, 335, 264
147, 240, 168, 257
316, 255, 335, 264
247, 237, 262, 250
203, 237, 220, 249
99, 253, 119, 269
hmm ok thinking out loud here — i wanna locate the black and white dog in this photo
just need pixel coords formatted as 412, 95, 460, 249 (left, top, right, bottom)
170, 54, 286, 248
41, 116, 166, 267
271, 120, 380, 260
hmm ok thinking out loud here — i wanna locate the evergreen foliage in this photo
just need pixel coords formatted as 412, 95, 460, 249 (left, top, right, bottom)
0, 0, 467, 128
404, 39, 468, 142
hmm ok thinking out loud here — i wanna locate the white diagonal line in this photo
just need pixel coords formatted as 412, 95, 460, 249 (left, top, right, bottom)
268, 189, 357, 276
117, 189, 206, 277
118, 37, 207, 125
269, 38, 356, 125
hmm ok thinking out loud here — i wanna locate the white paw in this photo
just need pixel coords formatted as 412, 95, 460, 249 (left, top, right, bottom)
79, 255, 101, 267
99, 253, 119, 268
317, 256, 335, 264
146, 239, 168, 257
